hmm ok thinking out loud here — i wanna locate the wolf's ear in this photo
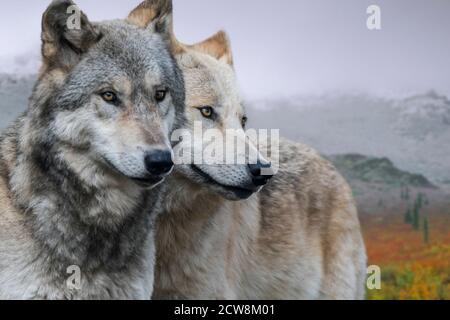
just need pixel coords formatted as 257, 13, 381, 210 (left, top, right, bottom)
41, 0, 101, 70
127, 0, 184, 54
190, 31, 233, 66
127, 0, 172, 31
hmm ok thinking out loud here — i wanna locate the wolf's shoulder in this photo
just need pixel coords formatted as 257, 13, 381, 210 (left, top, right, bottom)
268, 137, 342, 188
0, 166, 34, 291
0, 115, 31, 247
260, 137, 353, 215
0, 116, 25, 180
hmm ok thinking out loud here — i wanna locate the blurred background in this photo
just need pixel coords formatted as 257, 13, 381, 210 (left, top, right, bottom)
0, 0, 449, 299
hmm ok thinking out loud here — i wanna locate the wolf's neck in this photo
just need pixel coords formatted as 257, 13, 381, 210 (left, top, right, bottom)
7, 123, 157, 273
156, 175, 227, 248
162, 175, 223, 215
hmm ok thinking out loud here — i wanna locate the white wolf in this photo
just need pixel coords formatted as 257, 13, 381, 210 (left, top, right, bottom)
149, 0, 367, 300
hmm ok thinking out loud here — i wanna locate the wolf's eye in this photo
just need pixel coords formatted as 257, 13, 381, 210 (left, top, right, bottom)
101, 91, 118, 103
242, 116, 248, 128
155, 90, 167, 102
199, 106, 214, 119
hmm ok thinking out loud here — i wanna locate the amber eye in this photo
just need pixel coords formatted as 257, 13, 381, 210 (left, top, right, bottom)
155, 89, 167, 102
242, 116, 248, 128
101, 91, 118, 103
199, 106, 214, 118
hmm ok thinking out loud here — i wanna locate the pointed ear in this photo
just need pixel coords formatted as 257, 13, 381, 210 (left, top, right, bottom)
127, 0, 184, 54
128, 0, 172, 29
190, 31, 233, 66
41, 0, 101, 71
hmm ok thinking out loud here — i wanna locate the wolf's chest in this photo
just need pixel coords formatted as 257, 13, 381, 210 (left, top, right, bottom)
0, 253, 154, 300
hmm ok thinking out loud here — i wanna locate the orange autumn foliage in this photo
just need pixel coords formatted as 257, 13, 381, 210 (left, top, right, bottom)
361, 212, 450, 300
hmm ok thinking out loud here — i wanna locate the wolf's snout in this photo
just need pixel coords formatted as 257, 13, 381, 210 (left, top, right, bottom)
145, 150, 174, 176
248, 160, 273, 187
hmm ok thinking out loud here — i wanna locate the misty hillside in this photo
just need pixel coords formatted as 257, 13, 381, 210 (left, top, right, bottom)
327, 153, 446, 212
0, 74, 35, 128
247, 92, 450, 185
329, 154, 435, 189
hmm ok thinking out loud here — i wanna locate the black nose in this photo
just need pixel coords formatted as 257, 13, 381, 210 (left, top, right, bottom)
248, 160, 273, 187
145, 150, 174, 176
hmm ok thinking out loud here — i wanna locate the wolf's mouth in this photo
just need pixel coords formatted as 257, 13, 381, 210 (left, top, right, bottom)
190, 165, 255, 199
131, 176, 165, 188
102, 156, 165, 188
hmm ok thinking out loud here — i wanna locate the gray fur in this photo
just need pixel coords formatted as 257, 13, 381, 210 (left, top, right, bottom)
0, 0, 185, 300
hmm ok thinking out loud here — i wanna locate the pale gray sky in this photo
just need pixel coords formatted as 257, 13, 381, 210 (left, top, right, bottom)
0, 0, 449, 99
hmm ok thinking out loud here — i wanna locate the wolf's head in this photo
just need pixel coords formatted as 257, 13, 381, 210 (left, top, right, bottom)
141, 0, 273, 200
30, 0, 185, 188
175, 34, 274, 200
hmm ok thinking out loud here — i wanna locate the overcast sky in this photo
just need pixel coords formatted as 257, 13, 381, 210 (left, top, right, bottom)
0, 0, 449, 99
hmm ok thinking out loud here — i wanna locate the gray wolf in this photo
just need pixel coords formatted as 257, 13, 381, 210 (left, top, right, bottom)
0, 0, 185, 299
147, 0, 367, 300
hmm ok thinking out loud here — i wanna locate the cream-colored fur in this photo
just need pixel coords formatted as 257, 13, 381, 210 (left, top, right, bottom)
155, 139, 367, 299
150, 0, 367, 300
